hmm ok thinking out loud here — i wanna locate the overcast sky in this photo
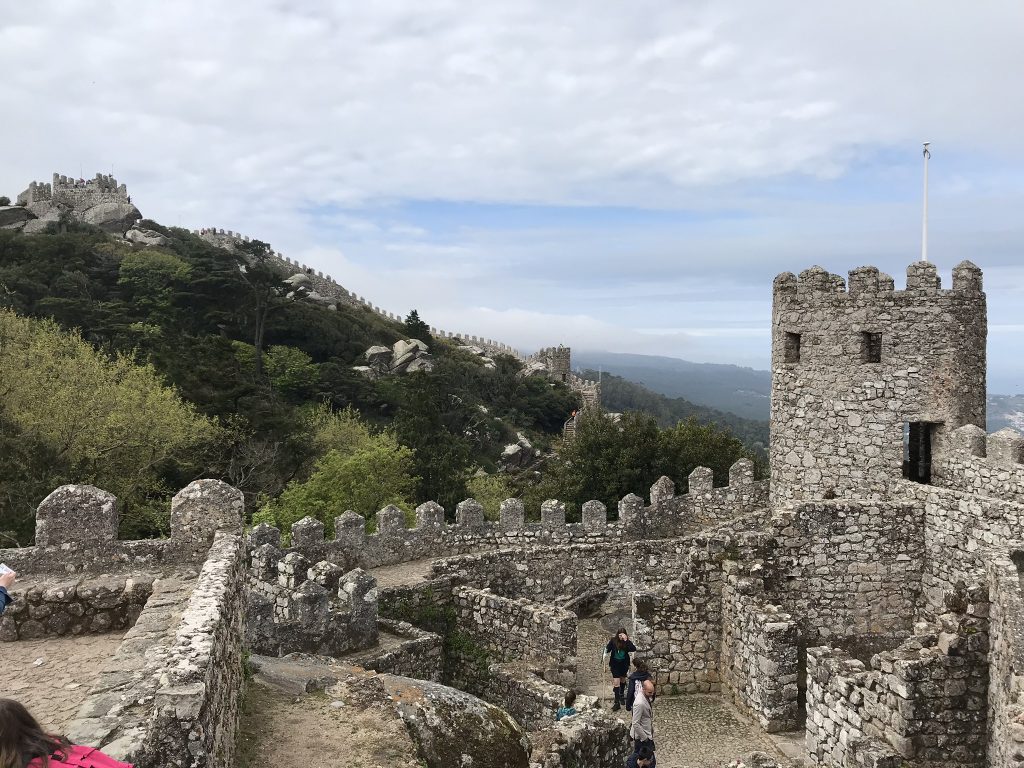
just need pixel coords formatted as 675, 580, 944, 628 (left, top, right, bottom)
2, 2, 1022, 392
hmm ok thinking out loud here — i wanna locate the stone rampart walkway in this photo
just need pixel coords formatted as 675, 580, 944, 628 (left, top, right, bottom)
2, 632, 126, 731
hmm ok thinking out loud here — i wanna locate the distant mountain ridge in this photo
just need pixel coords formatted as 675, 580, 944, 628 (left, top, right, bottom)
574, 351, 771, 421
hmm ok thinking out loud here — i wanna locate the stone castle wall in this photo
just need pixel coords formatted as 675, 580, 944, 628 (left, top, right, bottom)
805, 585, 989, 767
193, 228, 521, 359
18, 173, 129, 211
719, 564, 800, 733
770, 261, 987, 503
246, 462, 767, 576
770, 500, 924, 644
933, 423, 1024, 506
984, 550, 1024, 768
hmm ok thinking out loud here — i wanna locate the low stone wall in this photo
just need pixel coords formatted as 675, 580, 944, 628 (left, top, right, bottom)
719, 566, 800, 732
0, 573, 154, 640
771, 499, 924, 643
353, 619, 443, 681
0, 480, 245, 576
528, 710, 630, 768
480, 661, 593, 730
805, 591, 989, 766
452, 586, 577, 671
145, 532, 247, 768
933, 424, 1024, 506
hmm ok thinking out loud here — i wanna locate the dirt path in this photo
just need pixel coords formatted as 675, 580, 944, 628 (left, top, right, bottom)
369, 557, 437, 589
236, 681, 422, 768
1, 633, 126, 732
576, 616, 789, 768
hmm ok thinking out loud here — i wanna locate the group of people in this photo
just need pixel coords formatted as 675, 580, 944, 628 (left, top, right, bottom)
556, 627, 656, 767
606, 628, 657, 768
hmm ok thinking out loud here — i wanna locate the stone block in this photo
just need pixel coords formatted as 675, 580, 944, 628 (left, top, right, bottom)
376, 505, 406, 534
987, 428, 1024, 467
291, 516, 325, 548
170, 479, 244, 544
949, 424, 986, 457
499, 498, 525, 529
618, 493, 644, 525
540, 499, 565, 527
581, 500, 607, 530
650, 476, 675, 506
415, 501, 445, 528
688, 466, 714, 494
729, 458, 755, 486
456, 498, 485, 528
334, 511, 366, 545
35, 485, 118, 548
249, 522, 281, 548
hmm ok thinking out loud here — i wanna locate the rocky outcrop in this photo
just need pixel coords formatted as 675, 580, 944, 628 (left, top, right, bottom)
519, 359, 549, 378
381, 674, 531, 768
500, 433, 539, 471
125, 226, 169, 247
79, 201, 143, 234
0, 205, 35, 229
458, 344, 497, 370
356, 339, 434, 378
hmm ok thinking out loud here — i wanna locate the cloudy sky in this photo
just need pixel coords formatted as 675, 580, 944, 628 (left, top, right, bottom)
2, 1, 1023, 392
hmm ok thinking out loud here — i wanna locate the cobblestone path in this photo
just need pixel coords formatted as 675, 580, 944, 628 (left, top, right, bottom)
576, 616, 790, 768
369, 557, 436, 589
1, 632, 125, 732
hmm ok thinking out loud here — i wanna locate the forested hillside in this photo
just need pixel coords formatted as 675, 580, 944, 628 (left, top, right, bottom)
579, 369, 769, 455
0, 218, 763, 544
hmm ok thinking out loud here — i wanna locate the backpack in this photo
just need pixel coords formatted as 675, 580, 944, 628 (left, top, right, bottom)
29, 745, 133, 768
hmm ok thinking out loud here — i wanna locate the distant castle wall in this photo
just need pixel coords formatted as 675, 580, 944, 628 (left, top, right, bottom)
770, 261, 987, 504
193, 228, 522, 360
17, 172, 129, 212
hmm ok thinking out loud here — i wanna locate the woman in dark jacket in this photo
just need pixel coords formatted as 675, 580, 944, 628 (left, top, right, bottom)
605, 627, 636, 710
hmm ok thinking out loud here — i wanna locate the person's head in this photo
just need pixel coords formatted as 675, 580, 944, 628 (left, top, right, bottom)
642, 679, 656, 701
615, 627, 628, 648
0, 699, 68, 768
632, 658, 648, 674
563, 690, 576, 708
635, 743, 655, 766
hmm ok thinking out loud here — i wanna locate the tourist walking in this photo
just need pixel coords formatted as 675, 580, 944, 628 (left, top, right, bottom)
604, 627, 637, 711
624, 658, 652, 712
0, 698, 133, 767
0, 568, 15, 616
629, 679, 656, 754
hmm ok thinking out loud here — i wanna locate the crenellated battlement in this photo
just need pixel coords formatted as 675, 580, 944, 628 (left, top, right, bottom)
246, 459, 767, 573
772, 260, 984, 302
932, 424, 1024, 506
770, 260, 987, 504
17, 172, 130, 210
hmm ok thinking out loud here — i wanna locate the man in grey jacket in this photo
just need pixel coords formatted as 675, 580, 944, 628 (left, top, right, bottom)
629, 679, 656, 753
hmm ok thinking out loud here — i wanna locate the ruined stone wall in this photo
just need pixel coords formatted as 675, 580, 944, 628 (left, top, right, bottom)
350, 619, 444, 682
249, 463, 766, 574
245, 540, 378, 657
18, 173, 128, 211
770, 500, 924, 643
479, 662, 588, 730
900, 480, 1024, 613
805, 590, 989, 767
984, 551, 1024, 768
719, 566, 800, 732
933, 424, 1024, 506
66, 532, 248, 768
528, 710, 631, 768
770, 261, 987, 503
451, 585, 577, 670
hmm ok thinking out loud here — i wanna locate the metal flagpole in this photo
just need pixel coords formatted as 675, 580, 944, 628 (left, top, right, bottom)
921, 142, 931, 262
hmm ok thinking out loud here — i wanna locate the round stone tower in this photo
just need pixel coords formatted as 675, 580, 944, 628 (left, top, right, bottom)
769, 260, 986, 503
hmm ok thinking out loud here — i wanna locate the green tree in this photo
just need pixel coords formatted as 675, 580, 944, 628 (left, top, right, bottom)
254, 434, 419, 535
403, 309, 432, 343
466, 473, 515, 521
234, 239, 292, 375
0, 309, 221, 539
